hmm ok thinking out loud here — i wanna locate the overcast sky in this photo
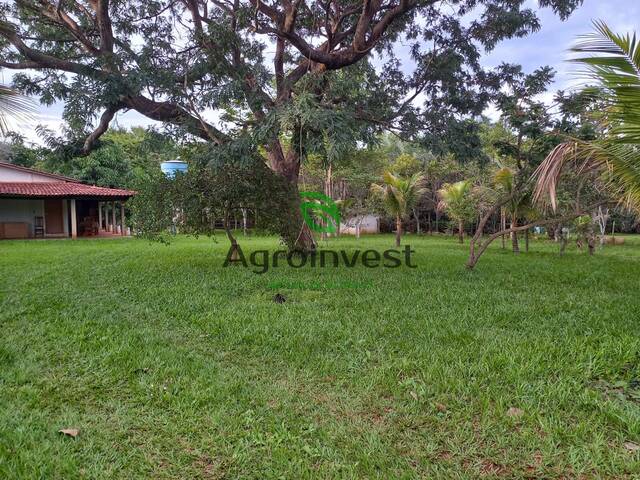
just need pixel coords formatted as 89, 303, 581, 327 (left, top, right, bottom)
2, 0, 638, 144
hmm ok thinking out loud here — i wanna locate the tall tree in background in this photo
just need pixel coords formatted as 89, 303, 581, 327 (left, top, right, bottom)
0, 0, 584, 250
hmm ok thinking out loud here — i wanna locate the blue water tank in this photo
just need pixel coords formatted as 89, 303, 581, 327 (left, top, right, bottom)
160, 159, 188, 178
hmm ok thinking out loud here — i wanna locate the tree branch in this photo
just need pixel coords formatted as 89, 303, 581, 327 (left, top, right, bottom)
121, 94, 229, 145
0, 20, 109, 79
82, 103, 122, 153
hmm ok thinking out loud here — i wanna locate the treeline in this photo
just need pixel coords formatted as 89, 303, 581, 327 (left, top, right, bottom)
2, 119, 638, 238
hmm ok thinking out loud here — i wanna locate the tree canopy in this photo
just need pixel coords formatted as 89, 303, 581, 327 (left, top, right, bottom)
1, 0, 584, 160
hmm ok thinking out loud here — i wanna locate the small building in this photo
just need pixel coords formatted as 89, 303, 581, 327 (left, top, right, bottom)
0, 162, 135, 239
340, 214, 380, 235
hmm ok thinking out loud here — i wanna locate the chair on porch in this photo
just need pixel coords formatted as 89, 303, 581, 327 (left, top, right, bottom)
34, 216, 45, 238
79, 216, 99, 236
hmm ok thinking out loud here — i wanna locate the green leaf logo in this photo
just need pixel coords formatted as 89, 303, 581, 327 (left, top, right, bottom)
300, 192, 341, 234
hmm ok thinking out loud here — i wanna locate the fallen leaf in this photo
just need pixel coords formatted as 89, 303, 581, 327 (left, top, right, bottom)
59, 428, 80, 438
624, 441, 640, 452
409, 391, 418, 401
273, 293, 286, 304
435, 402, 447, 412
506, 407, 524, 418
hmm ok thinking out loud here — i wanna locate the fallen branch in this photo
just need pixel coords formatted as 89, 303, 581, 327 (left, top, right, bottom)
466, 201, 607, 270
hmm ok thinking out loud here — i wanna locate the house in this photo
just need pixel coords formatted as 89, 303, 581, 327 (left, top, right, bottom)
0, 161, 135, 239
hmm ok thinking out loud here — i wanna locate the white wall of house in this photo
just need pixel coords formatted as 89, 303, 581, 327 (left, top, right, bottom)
0, 164, 65, 183
340, 214, 380, 235
0, 199, 70, 237
0, 199, 44, 236
61, 199, 69, 236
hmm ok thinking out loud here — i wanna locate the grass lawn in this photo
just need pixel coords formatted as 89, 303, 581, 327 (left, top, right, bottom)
1, 234, 640, 478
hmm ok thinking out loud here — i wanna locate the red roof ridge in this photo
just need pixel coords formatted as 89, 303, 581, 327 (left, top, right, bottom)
0, 182, 136, 199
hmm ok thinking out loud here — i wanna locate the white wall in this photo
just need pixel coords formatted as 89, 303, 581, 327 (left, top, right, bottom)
0, 164, 65, 183
0, 199, 69, 237
341, 214, 380, 235
59, 199, 69, 236
0, 199, 44, 236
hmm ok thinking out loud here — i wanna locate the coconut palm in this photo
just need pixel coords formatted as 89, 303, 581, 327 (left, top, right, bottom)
493, 168, 538, 253
533, 21, 640, 210
0, 85, 34, 135
371, 171, 426, 247
437, 180, 476, 244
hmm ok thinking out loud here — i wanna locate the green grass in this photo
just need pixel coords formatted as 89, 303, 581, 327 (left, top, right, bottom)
1, 234, 640, 478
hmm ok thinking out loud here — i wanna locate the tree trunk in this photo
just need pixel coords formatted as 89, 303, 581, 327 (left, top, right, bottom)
559, 226, 568, 255
588, 233, 596, 255
511, 213, 519, 253
458, 219, 464, 244
242, 208, 247, 236
395, 215, 402, 247
525, 228, 529, 253
224, 213, 241, 262
413, 208, 421, 235
501, 208, 506, 249
265, 140, 316, 252
321, 162, 333, 241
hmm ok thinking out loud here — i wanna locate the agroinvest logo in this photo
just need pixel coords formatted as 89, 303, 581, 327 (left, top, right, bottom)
223, 192, 416, 273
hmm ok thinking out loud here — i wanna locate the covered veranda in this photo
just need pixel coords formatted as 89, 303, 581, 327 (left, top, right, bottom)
0, 182, 135, 239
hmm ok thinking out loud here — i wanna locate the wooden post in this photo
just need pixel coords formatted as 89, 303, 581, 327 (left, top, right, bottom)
70, 199, 77, 239
98, 202, 103, 231
120, 202, 126, 236
111, 201, 117, 234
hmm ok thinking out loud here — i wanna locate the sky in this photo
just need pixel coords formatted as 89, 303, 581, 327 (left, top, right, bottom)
2, 0, 639, 144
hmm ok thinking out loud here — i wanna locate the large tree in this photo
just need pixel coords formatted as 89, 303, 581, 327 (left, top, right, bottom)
0, 0, 583, 250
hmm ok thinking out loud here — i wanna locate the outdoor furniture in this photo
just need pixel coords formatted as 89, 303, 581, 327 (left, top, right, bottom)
0, 222, 30, 239
34, 216, 45, 238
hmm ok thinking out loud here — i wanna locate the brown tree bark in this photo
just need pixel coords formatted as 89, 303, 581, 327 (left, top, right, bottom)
511, 213, 520, 253
395, 215, 402, 247
223, 212, 241, 262
265, 140, 316, 252
501, 208, 506, 249
458, 219, 464, 244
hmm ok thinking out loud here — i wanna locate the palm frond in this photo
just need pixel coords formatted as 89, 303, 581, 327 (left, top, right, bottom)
371, 171, 426, 218
571, 21, 640, 143
0, 85, 35, 135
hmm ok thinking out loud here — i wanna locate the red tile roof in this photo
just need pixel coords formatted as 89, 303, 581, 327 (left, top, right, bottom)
0, 182, 135, 199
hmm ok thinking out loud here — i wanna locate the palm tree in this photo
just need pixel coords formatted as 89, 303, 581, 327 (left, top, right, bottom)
437, 180, 476, 244
371, 171, 426, 247
493, 168, 538, 253
0, 85, 34, 135
533, 22, 640, 211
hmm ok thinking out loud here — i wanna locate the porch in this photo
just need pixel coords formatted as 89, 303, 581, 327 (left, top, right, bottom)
0, 182, 135, 240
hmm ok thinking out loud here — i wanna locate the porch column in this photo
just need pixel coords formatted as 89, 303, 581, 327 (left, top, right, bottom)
111, 201, 117, 234
120, 202, 126, 236
98, 202, 103, 231
70, 199, 77, 239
